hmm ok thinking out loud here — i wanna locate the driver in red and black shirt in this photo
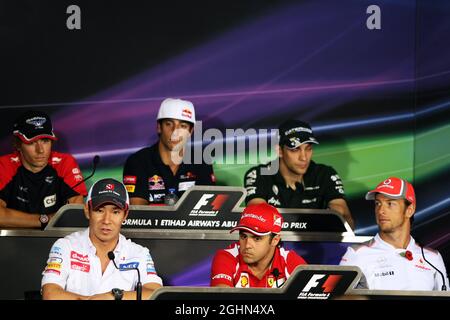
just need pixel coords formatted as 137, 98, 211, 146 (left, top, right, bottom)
210, 203, 307, 288
0, 110, 87, 229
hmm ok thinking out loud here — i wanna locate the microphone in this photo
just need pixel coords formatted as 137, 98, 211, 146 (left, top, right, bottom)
421, 246, 447, 291
108, 251, 143, 300
272, 268, 281, 288
72, 155, 100, 190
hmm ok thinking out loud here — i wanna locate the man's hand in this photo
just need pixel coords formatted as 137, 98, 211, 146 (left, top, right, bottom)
328, 198, 355, 230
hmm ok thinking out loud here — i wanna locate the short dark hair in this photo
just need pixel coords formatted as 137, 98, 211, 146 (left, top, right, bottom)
12, 136, 21, 150
157, 118, 194, 129
157, 119, 194, 138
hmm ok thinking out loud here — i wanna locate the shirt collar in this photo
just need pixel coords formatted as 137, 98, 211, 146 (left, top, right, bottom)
270, 247, 283, 273
275, 160, 316, 189
374, 233, 415, 252
238, 246, 282, 276
150, 143, 164, 165
151, 142, 188, 170
84, 228, 125, 255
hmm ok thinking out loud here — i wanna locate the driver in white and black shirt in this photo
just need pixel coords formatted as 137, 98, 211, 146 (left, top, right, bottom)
244, 119, 354, 229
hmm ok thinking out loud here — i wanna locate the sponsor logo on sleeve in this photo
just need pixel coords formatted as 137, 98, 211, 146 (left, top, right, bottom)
48, 257, 63, 264
51, 157, 62, 164
330, 174, 341, 182
336, 186, 345, 194
50, 246, 62, 256
11, 156, 20, 163
124, 175, 137, 184
126, 185, 135, 193
43, 194, 56, 208
146, 261, 156, 275
212, 273, 232, 282
44, 262, 62, 275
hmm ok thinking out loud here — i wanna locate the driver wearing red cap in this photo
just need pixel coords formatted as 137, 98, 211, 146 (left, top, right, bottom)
340, 177, 449, 290
210, 203, 307, 288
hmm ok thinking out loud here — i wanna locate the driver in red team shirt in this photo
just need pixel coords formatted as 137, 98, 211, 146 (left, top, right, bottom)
210, 203, 307, 288
0, 110, 87, 229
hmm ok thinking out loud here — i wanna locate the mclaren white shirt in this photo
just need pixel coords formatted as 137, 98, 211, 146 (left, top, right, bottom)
340, 234, 449, 291
41, 229, 163, 295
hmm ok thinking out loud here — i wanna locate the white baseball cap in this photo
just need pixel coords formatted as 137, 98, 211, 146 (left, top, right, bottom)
157, 98, 196, 125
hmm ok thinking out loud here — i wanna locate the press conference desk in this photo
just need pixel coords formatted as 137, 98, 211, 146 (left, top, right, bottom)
0, 186, 371, 300
150, 266, 450, 300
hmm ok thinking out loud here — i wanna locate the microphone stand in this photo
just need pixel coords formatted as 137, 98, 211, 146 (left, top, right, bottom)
72, 155, 100, 190
421, 246, 447, 291
108, 251, 143, 300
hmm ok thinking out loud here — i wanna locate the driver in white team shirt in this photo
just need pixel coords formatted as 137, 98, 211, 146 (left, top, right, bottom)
41, 178, 163, 300
340, 177, 449, 291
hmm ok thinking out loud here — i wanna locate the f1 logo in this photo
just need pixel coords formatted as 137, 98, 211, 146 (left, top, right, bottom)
193, 194, 229, 210
193, 194, 214, 210
302, 274, 342, 293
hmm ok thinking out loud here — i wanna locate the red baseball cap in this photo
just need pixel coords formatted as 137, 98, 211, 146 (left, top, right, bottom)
230, 203, 284, 236
365, 177, 416, 205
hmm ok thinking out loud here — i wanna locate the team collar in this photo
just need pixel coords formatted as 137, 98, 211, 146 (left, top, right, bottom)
84, 228, 125, 256
275, 161, 316, 191
238, 245, 282, 275
374, 233, 416, 252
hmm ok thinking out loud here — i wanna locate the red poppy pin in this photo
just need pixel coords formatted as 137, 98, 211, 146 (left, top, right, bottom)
400, 250, 413, 261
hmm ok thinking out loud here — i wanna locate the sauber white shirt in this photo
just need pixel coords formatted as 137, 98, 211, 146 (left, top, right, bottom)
41, 229, 162, 296
340, 234, 449, 291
